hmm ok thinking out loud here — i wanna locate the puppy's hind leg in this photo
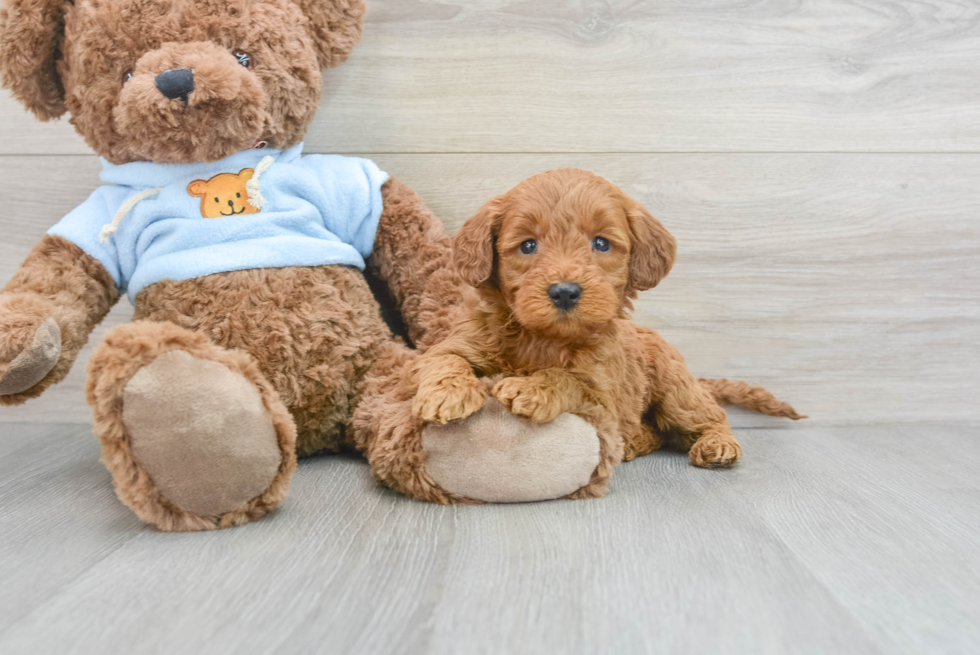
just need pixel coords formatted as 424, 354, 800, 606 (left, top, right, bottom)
623, 422, 663, 462
638, 327, 742, 468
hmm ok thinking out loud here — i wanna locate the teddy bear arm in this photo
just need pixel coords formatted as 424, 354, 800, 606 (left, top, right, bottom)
0, 235, 119, 404
370, 177, 472, 351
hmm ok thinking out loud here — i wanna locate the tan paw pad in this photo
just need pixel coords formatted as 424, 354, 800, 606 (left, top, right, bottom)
421, 398, 600, 503
123, 350, 282, 517
0, 318, 61, 396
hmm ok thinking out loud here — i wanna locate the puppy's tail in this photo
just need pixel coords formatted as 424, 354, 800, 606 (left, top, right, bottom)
698, 378, 807, 420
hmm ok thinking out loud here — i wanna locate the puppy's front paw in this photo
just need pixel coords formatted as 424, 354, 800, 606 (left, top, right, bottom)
493, 377, 563, 424
413, 375, 488, 425
689, 433, 743, 468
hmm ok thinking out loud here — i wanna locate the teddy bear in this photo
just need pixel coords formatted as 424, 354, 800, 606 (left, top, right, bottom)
0, 0, 617, 531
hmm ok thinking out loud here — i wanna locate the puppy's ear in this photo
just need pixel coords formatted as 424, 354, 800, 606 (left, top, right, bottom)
452, 196, 503, 288
623, 194, 677, 292
292, 0, 366, 69
0, 0, 71, 120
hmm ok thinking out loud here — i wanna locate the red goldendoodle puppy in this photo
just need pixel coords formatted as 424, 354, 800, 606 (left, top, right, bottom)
412, 168, 802, 468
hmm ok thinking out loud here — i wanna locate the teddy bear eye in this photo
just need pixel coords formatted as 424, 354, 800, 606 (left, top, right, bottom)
234, 51, 252, 68
236, 192, 241, 198
519, 239, 537, 255
592, 236, 611, 252
214, 197, 220, 203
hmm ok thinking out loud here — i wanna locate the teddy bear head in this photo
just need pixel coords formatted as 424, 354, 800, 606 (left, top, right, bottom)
0, 0, 365, 164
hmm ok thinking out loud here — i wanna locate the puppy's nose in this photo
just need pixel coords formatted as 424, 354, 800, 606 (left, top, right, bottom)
548, 282, 582, 311
155, 68, 195, 102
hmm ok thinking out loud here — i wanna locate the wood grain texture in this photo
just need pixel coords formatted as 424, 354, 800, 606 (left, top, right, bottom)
0, 424, 143, 635
2, 0, 980, 154
1, 154, 976, 425
0, 422, 977, 654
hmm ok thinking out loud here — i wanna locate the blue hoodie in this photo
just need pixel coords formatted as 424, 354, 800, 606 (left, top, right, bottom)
49, 143, 389, 302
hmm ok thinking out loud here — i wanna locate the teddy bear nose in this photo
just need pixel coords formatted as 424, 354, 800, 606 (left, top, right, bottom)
548, 282, 582, 311
155, 68, 195, 102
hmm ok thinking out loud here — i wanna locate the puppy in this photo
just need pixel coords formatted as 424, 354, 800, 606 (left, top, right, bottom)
412, 169, 802, 468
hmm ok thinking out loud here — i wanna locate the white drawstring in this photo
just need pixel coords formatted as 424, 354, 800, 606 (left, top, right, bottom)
99, 187, 163, 243
246, 155, 274, 210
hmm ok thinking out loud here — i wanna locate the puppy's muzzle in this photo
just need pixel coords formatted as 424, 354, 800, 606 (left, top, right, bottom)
548, 282, 582, 311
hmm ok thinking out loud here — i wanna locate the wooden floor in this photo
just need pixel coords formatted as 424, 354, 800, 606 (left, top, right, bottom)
0, 422, 977, 654
2, 0, 979, 653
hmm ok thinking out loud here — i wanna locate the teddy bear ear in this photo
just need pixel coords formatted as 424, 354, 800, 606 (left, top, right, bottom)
293, 0, 366, 69
187, 181, 208, 198
0, 0, 71, 121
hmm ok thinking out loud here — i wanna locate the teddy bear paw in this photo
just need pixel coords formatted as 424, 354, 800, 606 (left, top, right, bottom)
0, 316, 62, 397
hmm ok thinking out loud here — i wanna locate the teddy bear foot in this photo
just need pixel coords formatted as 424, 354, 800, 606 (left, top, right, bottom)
88, 322, 297, 531
122, 351, 284, 524
421, 398, 603, 503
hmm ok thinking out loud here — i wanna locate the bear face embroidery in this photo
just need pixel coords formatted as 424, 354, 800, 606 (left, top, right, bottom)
187, 168, 261, 218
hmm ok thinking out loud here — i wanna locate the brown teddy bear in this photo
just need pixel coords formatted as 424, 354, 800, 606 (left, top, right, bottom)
0, 0, 617, 531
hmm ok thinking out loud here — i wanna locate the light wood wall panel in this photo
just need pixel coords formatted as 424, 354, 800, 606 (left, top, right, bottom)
2, 0, 979, 155
1, 153, 976, 425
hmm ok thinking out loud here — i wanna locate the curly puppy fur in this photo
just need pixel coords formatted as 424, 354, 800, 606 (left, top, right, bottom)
412, 169, 803, 470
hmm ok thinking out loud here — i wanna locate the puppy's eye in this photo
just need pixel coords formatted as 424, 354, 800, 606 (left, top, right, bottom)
123, 71, 133, 84
519, 239, 537, 255
234, 51, 252, 68
592, 236, 611, 252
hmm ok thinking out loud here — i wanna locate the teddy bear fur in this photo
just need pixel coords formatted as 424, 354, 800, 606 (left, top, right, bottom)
0, 0, 519, 530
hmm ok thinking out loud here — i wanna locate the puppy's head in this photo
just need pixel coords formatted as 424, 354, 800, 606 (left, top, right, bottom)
452, 169, 677, 340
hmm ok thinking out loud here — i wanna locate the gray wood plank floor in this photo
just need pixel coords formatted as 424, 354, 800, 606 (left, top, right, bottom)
0, 422, 977, 655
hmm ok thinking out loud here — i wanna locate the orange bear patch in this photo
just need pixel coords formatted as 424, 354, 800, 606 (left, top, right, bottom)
187, 168, 261, 218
